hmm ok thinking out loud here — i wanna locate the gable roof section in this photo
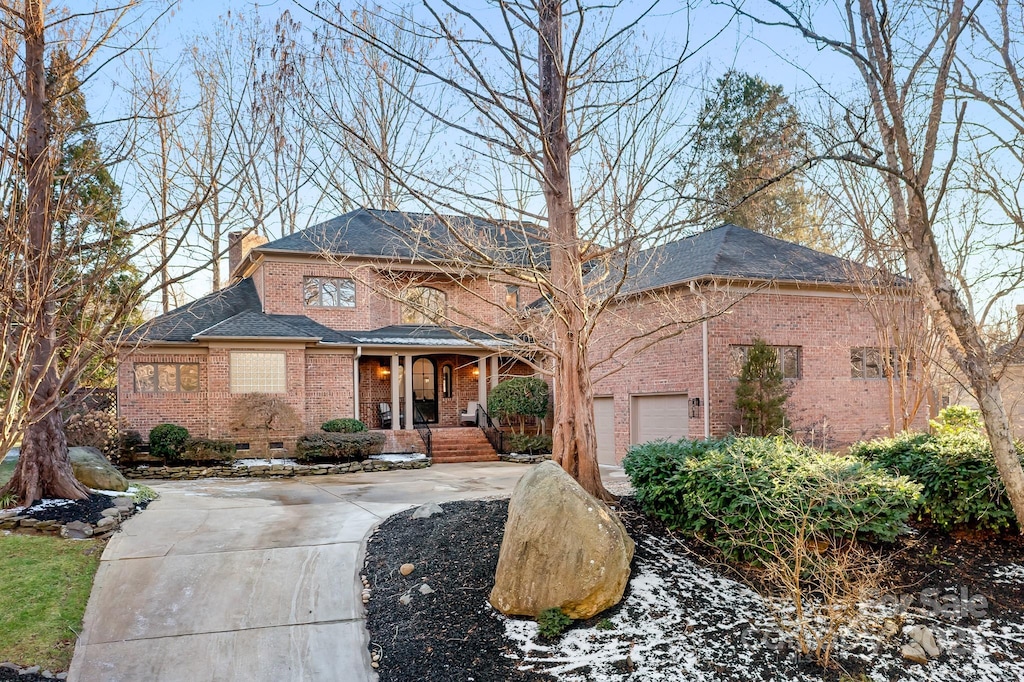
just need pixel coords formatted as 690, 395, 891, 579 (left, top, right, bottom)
601, 224, 883, 295
126, 278, 263, 343
192, 311, 355, 343
348, 324, 518, 348
255, 208, 548, 267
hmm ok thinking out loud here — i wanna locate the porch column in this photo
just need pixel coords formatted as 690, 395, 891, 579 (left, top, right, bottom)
490, 355, 499, 389
353, 353, 360, 421
404, 353, 415, 430
390, 355, 400, 431
477, 356, 487, 413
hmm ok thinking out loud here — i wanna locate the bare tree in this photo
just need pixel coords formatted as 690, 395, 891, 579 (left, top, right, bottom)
0, 1, 251, 503
300, 1, 731, 500
736, 0, 1024, 526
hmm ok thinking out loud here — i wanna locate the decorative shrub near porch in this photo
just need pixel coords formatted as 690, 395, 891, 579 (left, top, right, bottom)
487, 377, 549, 433
501, 433, 553, 455
177, 438, 236, 465
295, 431, 386, 463
623, 436, 921, 561
322, 418, 367, 433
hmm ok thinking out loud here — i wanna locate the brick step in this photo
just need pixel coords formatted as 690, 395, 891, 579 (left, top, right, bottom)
426, 427, 498, 462
432, 452, 500, 463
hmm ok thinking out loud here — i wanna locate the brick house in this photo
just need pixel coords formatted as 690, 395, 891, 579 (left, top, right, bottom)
586, 224, 929, 463
117, 209, 543, 460
117, 210, 927, 462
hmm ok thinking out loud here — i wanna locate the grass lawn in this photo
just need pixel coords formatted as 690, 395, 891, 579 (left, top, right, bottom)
0, 534, 102, 671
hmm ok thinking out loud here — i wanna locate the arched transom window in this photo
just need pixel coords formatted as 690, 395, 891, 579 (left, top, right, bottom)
402, 286, 446, 325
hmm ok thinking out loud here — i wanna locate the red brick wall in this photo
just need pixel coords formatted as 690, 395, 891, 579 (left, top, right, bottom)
117, 350, 211, 438
588, 286, 930, 460
253, 257, 536, 332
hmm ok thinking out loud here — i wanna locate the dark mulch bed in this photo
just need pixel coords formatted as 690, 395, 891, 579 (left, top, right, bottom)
365, 496, 1024, 682
19, 493, 118, 525
0, 668, 54, 682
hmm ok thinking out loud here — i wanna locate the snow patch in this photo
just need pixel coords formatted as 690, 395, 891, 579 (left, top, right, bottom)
371, 453, 427, 463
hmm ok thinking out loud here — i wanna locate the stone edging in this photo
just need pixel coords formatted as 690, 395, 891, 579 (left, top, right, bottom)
498, 453, 552, 464
0, 495, 139, 540
118, 458, 431, 480
0, 662, 67, 679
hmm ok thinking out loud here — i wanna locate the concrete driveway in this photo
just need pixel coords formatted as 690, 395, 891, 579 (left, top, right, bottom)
69, 462, 630, 681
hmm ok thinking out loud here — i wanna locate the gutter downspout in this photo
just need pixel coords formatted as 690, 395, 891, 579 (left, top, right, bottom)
353, 346, 362, 420
691, 282, 711, 439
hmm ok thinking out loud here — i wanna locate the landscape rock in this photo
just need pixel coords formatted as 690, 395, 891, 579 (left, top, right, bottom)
19, 666, 40, 675
70, 447, 129, 492
400, 563, 415, 576
61, 520, 94, 539
412, 502, 444, 519
100, 507, 121, 518
489, 461, 634, 619
909, 625, 941, 658
399, 593, 413, 605
96, 516, 117, 529
418, 583, 435, 595
901, 641, 929, 665
113, 496, 135, 510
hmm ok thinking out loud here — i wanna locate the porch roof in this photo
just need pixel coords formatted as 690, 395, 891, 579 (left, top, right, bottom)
346, 324, 518, 349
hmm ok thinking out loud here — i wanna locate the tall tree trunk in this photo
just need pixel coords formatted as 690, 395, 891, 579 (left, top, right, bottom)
538, 0, 610, 502
1, 0, 90, 503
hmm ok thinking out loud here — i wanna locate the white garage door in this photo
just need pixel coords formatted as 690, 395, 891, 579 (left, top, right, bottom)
632, 394, 688, 445
594, 397, 616, 465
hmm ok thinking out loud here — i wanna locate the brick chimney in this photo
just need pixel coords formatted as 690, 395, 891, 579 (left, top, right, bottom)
228, 230, 268, 278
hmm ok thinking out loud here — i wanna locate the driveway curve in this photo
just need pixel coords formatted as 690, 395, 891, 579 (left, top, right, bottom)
69, 462, 629, 681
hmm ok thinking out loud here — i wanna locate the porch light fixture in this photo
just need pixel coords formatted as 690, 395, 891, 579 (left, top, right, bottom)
472, 366, 480, 377
379, 360, 391, 378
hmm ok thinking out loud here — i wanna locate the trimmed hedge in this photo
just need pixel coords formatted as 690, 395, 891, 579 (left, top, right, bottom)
149, 423, 189, 460
623, 437, 921, 560
322, 418, 367, 433
850, 430, 1022, 532
295, 431, 385, 463
178, 438, 236, 465
502, 433, 553, 455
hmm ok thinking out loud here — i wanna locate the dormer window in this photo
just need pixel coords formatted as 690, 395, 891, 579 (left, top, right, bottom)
402, 286, 446, 325
304, 276, 355, 308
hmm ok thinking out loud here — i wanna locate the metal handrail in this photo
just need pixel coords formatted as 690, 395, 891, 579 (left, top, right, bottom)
413, 405, 433, 458
476, 404, 504, 454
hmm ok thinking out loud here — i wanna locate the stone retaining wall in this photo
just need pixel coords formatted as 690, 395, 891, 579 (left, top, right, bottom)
498, 453, 552, 464
119, 458, 431, 480
0, 495, 139, 539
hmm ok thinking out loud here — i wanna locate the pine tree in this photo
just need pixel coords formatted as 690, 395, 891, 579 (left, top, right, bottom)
735, 338, 789, 436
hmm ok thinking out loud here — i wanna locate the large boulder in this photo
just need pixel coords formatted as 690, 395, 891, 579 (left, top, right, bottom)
71, 447, 129, 491
489, 460, 634, 619
2, 447, 128, 492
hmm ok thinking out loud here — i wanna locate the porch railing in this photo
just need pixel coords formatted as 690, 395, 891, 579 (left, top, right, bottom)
476, 404, 504, 454
413, 406, 433, 458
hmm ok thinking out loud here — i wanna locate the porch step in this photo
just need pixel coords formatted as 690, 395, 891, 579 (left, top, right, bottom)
428, 427, 499, 463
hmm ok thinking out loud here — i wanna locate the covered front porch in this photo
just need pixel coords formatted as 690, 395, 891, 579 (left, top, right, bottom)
355, 351, 528, 430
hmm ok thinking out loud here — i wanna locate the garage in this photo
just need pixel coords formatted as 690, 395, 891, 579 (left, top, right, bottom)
631, 393, 688, 445
593, 397, 617, 465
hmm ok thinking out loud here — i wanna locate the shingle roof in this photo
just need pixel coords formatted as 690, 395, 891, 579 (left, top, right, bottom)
348, 324, 518, 348
192, 310, 356, 343
596, 224, 884, 295
126, 278, 262, 343
256, 208, 548, 266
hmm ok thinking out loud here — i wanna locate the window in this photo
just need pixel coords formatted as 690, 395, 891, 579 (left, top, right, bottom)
730, 345, 801, 379
134, 363, 199, 393
851, 347, 911, 379
230, 352, 286, 393
303, 276, 355, 307
402, 286, 446, 324
441, 364, 453, 398
505, 285, 520, 310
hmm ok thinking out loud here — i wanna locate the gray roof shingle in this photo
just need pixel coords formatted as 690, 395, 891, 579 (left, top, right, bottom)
127, 278, 262, 343
257, 208, 548, 266
192, 310, 356, 342
595, 224, 882, 295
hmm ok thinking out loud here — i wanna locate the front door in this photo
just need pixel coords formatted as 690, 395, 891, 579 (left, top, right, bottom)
412, 357, 438, 424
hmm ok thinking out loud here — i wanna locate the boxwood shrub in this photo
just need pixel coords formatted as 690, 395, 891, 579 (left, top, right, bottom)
322, 418, 367, 433
622, 437, 921, 560
295, 431, 385, 463
850, 430, 1022, 532
149, 423, 189, 461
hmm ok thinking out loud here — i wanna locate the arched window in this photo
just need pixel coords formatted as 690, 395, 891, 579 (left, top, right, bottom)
402, 286, 446, 325
441, 364, 453, 398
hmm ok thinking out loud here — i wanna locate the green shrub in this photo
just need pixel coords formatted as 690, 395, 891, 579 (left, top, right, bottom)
734, 338, 789, 436
850, 430, 1021, 532
321, 418, 367, 433
148, 424, 190, 461
929, 405, 984, 437
179, 438, 236, 464
536, 607, 572, 640
502, 433, 553, 455
294, 432, 385, 463
623, 437, 921, 561
488, 377, 549, 433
